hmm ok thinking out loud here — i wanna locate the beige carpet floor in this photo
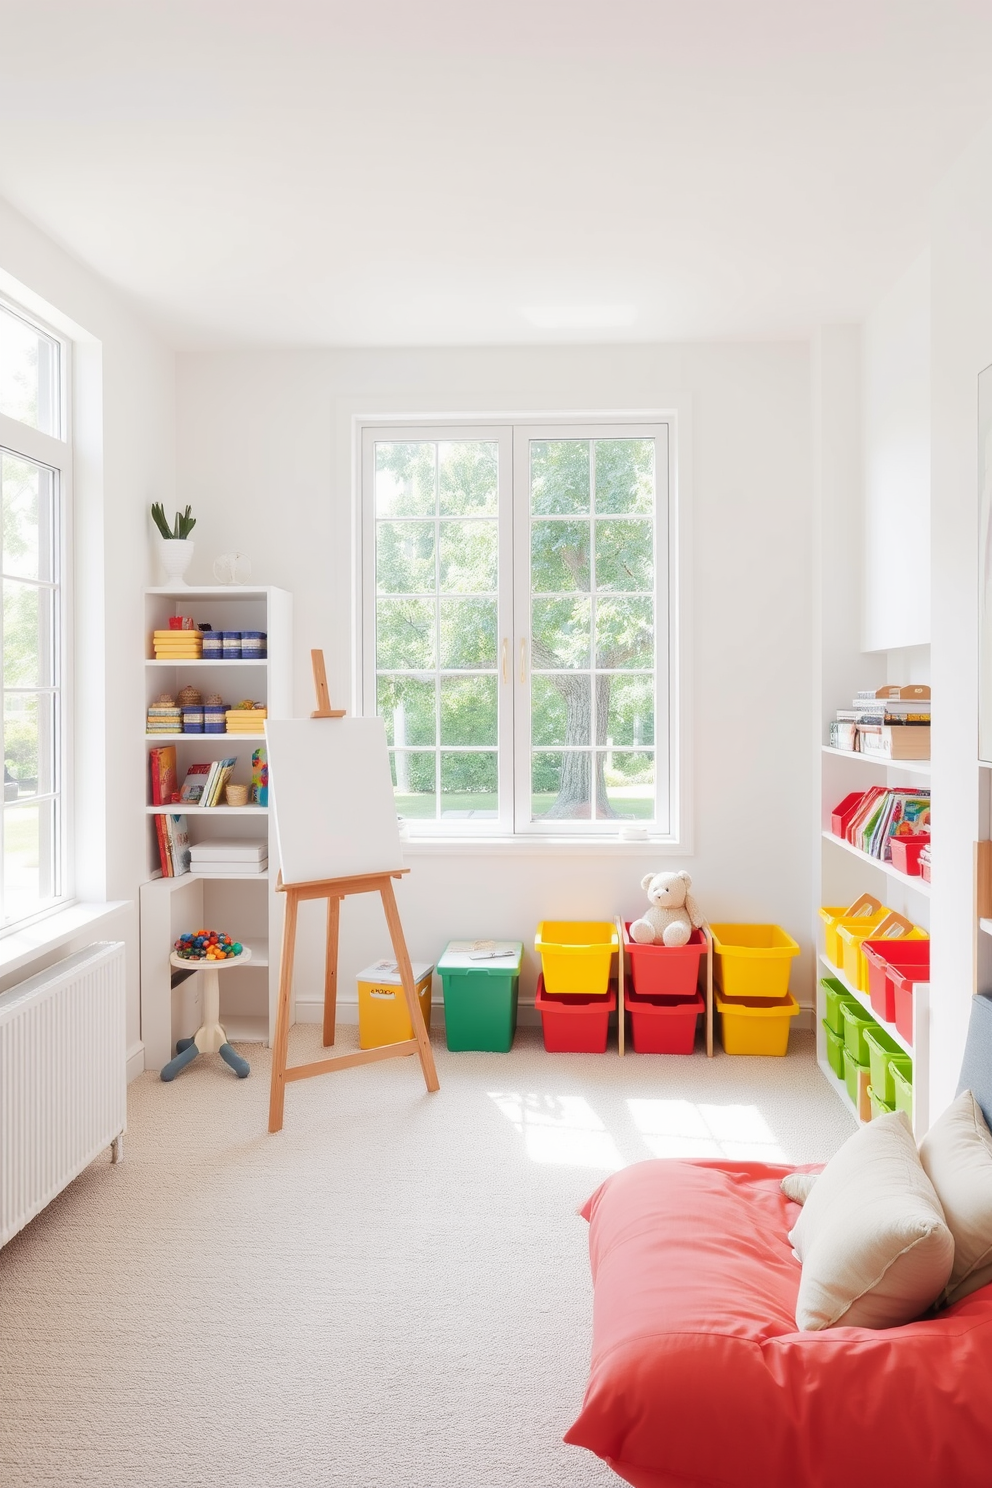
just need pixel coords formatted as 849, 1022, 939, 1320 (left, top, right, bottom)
0, 1026, 855, 1488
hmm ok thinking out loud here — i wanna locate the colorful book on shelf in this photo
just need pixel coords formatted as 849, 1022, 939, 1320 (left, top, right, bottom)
842, 785, 887, 846
164, 814, 191, 875
204, 757, 237, 807
251, 746, 268, 805
149, 745, 179, 805
179, 762, 214, 804
154, 813, 173, 877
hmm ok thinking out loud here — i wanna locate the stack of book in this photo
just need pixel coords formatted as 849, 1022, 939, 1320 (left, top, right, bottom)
829, 684, 931, 759
147, 703, 182, 733
189, 839, 268, 877
178, 757, 238, 807
226, 706, 267, 734
831, 786, 931, 862
152, 629, 203, 660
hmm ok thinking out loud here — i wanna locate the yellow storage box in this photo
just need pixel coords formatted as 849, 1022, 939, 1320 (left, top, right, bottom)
715, 990, 800, 1056
836, 911, 926, 994
535, 921, 618, 996
357, 959, 433, 1049
818, 895, 884, 968
709, 924, 800, 1000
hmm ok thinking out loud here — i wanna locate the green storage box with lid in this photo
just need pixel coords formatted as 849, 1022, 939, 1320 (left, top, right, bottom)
437, 940, 523, 1052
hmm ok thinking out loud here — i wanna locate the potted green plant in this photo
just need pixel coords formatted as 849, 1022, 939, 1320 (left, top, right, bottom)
151, 503, 197, 584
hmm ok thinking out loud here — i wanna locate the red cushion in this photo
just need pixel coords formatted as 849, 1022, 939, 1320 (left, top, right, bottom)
565, 1159, 992, 1488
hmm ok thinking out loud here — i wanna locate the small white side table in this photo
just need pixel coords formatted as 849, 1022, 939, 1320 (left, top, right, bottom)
160, 948, 253, 1082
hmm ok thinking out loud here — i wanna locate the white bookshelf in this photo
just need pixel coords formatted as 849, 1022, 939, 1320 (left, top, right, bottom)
139, 585, 292, 1071
821, 831, 931, 897
821, 745, 930, 777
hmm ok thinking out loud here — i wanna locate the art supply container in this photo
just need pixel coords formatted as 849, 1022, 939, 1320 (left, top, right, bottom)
709, 924, 799, 1000
535, 975, 615, 1053
626, 986, 704, 1054
437, 940, 523, 1052
862, 938, 930, 1024
889, 834, 929, 876
356, 959, 433, 1050
863, 1023, 903, 1104
840, 1000, 877, 1064
221, 631, 242, 659
818, 897, 883, 968
837, 912, 924, 993
715, 990, 799, 1056
535, 921, 618, 996
623, 923, 706, 999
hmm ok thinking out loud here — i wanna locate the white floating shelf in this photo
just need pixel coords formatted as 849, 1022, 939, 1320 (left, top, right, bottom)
818, 952, 914, 1058
821, 831, 930, 896
146, 659, 268, 668
146, 804, 267, 815
189, 869, 270, 883
821, 746, 930, 777
145, 734, 267, 742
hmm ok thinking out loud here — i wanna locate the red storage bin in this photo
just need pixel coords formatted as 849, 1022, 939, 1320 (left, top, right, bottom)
862, 938, 930, 1023
831, 790, 867, 839
894, 961, 929, 1047
535, 975, 615, 1053
623, 924, 705, 999
889, 834, 929, 876
626, 986, 704, 1054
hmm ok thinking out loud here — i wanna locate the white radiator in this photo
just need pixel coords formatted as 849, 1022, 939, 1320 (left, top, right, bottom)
0, 940, 126, 1249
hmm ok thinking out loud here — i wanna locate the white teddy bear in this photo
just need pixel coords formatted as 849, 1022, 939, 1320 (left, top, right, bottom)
629, 870, 704, 947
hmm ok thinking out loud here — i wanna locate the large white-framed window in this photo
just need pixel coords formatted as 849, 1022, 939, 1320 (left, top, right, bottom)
359, 417, 674, 839
0, 299, 70, 927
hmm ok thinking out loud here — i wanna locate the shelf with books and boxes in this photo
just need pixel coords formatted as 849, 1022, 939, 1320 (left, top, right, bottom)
827, 684, 931, 763
821, 763, 931, 898
140, 585, 292, 1072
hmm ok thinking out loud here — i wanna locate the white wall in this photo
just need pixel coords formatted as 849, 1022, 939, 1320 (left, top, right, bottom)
176, 343, 816, 1014
0, 195, 176, 1073
929, 119, 992, 1117
862, 251, 931, 652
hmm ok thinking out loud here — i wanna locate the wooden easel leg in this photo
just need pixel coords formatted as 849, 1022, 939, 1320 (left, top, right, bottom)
380, 879, 439, 1094
269, 889, 300, 1132
323, 896, 340, 1047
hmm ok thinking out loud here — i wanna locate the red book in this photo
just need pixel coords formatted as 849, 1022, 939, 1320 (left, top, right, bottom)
149, 745, 179, 805
154, 813, 173, 877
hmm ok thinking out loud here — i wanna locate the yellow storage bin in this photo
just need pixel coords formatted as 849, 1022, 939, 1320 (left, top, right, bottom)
837, 911, 926, 994
716, 990, 799, 1056
709, 924, 799, 1000
818, 895, 885, 969
357, 959, 433, 1049
535, 921, 618, 996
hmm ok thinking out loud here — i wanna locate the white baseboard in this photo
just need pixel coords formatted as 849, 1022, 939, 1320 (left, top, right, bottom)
127, 1041, 145, 1082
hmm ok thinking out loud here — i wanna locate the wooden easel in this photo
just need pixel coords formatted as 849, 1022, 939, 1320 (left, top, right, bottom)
267, 651, 440, 1133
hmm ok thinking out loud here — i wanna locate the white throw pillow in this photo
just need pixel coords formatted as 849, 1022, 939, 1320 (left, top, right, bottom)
919, 1089, 992, 1306
789, 1110, 953, 1331
780, 1172, 818, 1206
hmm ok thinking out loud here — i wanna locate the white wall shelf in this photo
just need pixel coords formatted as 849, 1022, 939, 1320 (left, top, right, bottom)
140, 584, 292, 1071
821, 745, 930, 777
821, 831, 931, 896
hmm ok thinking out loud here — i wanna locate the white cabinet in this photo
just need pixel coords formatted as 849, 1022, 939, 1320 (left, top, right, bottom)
139, 585, 292, 1071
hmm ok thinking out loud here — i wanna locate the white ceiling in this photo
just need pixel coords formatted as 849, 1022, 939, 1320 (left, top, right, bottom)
2, 1, 992, 348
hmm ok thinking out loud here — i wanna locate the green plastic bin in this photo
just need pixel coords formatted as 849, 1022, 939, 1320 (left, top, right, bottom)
863, 1024, 903, 1106
822, 976, 857, 1036
840, 1000, 877, 1064
822, 1019, 845, 1079
844, 1046, 869, 1114
868, 1083, 894, 1120
890, 1056, 914, 1120
437, 940, 523, 1052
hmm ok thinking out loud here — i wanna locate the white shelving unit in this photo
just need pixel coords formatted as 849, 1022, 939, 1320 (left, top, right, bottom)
139, 585, 292, 1071
816, 737, 930, 1137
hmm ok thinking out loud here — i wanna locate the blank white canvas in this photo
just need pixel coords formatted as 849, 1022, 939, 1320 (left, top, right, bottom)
265, 717, 404, 884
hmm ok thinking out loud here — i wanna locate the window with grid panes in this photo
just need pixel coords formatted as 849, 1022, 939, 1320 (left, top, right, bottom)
0, 301, 68, 924
360, 419, 671, 837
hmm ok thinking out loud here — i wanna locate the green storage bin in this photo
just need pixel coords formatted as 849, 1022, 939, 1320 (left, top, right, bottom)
890, 1056, 914, 1120
822, 1019, 845, 1079
868, 1083, 894, 1120
843, 1046, 869, 1113
840, 1000, 877, 1064
863, 1024, 902, 1105
822, 976, 857, 1036
437, 940, 523, 1052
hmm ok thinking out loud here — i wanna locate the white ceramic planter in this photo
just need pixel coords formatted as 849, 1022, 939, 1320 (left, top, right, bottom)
157, 537, 194, 585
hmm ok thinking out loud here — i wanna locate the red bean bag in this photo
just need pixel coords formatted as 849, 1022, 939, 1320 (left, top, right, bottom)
565, 1158, 992, 1488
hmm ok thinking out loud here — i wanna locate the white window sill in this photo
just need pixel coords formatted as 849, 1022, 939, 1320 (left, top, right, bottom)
0, 900, 131, 980
401, 836, 684, 857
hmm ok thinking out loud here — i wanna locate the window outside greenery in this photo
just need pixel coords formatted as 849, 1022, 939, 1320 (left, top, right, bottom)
365, 421, 669, 835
